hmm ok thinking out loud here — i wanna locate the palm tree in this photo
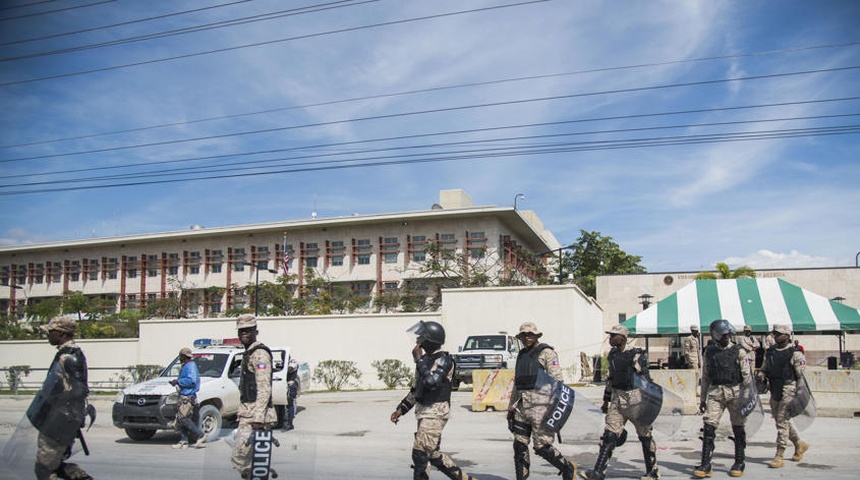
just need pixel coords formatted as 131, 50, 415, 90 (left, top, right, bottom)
695, 262, 756, 280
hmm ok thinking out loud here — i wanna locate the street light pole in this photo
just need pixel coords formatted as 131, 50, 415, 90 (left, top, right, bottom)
514, 193, 525, 210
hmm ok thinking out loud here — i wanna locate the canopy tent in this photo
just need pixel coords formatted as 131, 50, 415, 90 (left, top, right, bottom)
621, 278, 860, 336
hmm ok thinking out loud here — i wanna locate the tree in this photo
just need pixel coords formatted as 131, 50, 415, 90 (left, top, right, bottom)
695, 262, 756, 280
557, 230, 646, 298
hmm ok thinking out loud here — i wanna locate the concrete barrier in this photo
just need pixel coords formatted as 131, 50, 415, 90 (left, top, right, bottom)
805, 369, 860, 417
471, 369, 514, 412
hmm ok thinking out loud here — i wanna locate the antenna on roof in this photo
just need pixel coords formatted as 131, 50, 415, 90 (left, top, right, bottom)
311, 194, 318, 219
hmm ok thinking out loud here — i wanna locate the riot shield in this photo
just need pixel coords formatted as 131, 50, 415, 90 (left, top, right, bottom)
786, 373, 817, 432
737, 364, 765, 437
1, 415, 38, 480
631, 373, 684, 437
532, 369, 603, 442
202, 427, 318, 479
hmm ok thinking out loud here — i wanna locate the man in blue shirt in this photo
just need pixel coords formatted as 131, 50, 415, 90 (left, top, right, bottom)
169, 347, 206, 449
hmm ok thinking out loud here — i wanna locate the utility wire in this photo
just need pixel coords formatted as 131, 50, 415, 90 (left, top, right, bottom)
0, 0, 549, 86
7, 110, 859, 185
1, 124, 856, 196
0, 0, 57, 12
2, 64, 857, 164
0, 0, 114, 21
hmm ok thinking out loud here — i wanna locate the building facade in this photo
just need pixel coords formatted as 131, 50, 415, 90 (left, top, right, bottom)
0, 190, 560, 318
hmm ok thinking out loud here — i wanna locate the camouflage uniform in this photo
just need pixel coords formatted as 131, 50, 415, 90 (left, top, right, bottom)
761, 341, 808, 466
683, 330, 701, 388
737, 333, 760, 355
32, 337, 92, 480
231, 340, 277, 474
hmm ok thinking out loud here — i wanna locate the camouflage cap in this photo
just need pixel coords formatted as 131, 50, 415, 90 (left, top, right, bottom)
743, 325, 752, 332
40, 316, 76, 334
517, 321, 542, 337
179, 347, 193, 357
605, 324, 629, 338
690, 324, 700, 331
772, 324, 792, 335
236, 313, 257, 329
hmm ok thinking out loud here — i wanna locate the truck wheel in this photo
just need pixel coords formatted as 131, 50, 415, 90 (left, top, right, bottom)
197, 404, 223, 442
125, 428, 156, 441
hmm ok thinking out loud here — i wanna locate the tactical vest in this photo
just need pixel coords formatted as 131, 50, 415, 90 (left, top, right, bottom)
609, 347, 643, 390
415, 351, 453, 405
705, 344, 743, 386
515, 344, 553, 390
240, 344, 273, 404
765, 346, 797, 401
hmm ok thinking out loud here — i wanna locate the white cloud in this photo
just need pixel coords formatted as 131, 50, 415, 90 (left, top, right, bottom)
723, 249, 837, 269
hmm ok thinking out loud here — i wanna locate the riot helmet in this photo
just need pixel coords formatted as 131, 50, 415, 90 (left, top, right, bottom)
709, 319, 735, 343
406, 320, 446, 351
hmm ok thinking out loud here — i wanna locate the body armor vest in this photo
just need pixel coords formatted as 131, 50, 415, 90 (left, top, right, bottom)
415, 351, 453, 405
705, 344, 743, 386
515, 344, 553, 390
240, 344, 273, 404
766, 346, 797, 401
609, 347, 643, 390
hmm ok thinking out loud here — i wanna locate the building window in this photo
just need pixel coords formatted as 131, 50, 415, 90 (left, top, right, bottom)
231, 248, 246, 272
382, 281, 399, 292
252, 246, 270, 269
380, 236, 399, 264
0, 266, 9, 286
327, 240, 346, 267
618, 313, 627, 324
69, 261, 81, 282
206, 250, 223, 274
49, 262, 63, 283
438, 233, 457, 252
167, 253, 180, 276
354, 239, 371, 265
146, 255, 159, 277
302, 243, 319, 268
85, 259, 99, 281
102, 257, 118, 280
467, 231, 487, 259
125, 294, 139, 309
187, 251, 201, 275
353, 282, 372, 297
125, 256, 139, 279
31, 263, 45, 284
408, 235, 428, 262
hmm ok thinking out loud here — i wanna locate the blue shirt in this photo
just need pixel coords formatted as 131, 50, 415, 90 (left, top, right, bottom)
177, 359, 200, 396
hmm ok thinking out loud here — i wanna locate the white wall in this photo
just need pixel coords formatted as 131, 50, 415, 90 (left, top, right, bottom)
1, 286, 605, 390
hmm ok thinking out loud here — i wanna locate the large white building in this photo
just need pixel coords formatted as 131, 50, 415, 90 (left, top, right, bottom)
1, 190, 561, 318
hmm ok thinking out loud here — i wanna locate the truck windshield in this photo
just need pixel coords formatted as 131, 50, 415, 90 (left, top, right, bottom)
463, 336, 506, 351
161, 353, 230, 378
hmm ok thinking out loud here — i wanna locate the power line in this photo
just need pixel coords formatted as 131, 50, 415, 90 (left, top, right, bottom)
2, 65, 857, 164
0, 0, 549, 87
1, 124, 857, 195
0, 0, 114, 22
2, 41, 857, 149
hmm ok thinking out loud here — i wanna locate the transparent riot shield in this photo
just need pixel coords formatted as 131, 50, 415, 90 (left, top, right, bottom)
738, 364, 765, 438
1, 415, 38, 480
203, 427, 318, 479
787, 373, 817, 432
632, 373, 684, 437
533, 369, 603, 442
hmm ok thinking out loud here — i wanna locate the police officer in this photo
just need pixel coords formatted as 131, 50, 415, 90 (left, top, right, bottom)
581, 325, 659, 480
390, 321, 475, 480
28, 316, 93, 480
736, 325, 760, 355
684, 325, 702, 391
508, 322, 576, 480
757, 324, 809, 469
693, 320, 751, 478
231, 314, 277, 478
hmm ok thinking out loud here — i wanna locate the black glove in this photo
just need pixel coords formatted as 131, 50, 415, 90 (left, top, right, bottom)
601, 401, 609, 414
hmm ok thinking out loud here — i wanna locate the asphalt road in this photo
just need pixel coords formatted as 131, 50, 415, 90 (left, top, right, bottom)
1, 388, 858, 479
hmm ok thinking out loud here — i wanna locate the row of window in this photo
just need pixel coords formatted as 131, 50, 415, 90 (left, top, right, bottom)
0, 232, 488, 285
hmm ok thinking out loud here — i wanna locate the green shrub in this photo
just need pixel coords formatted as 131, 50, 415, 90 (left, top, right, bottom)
126, 364, 163, 383
313, 360, 362, 391
371, 359, 413, 389
5, 365, 31, 394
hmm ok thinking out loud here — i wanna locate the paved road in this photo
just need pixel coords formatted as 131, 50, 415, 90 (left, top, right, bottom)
1, 388, 858, 479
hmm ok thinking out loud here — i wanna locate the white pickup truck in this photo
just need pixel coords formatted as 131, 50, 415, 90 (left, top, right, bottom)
450, 334, 522, 389
111, 338, 310, 442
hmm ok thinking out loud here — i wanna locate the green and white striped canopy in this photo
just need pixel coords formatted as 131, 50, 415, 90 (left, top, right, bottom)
621, 278, 860, 335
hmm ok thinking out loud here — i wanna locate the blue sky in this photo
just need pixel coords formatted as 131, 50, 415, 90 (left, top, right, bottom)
0, 0, 858, 272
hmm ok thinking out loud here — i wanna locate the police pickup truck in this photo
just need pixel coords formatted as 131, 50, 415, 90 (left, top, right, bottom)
112, 338, 309, 442
450, 334, 521, 389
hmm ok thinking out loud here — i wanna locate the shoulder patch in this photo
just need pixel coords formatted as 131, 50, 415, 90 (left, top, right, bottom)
256, 363, 268, 370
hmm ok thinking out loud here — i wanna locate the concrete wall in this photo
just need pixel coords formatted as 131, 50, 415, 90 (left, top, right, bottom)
1, 285, 604, 390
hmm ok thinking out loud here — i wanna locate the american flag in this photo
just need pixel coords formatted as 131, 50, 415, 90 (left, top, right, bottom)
282, 235, 291, 276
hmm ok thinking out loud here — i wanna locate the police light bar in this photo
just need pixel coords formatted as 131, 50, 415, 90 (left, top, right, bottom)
193, 338, 242, 348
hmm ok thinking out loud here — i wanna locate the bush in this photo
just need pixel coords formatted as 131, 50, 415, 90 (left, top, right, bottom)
5, 365, 31, 394
313, 360, 362, 391
371, 359, 413, 389
126, 364, 163, 383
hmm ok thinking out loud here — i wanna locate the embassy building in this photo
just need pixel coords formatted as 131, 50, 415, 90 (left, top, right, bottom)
0, 190, 560, 318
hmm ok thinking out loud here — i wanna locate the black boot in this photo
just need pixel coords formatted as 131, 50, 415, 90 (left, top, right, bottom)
693, 424, 716, 478
412, 449, 430, 480
729, 425, 746, 477
429, 455, 474, 480
639, 435, 659, 479
535, 444, 577, 480
514, 440, 530, 480
581, 431, 618, 480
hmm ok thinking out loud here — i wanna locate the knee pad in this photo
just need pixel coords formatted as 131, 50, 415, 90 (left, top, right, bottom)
601, 430, 620, 445
412, 448, 429, 466
534, 444, 556, 459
